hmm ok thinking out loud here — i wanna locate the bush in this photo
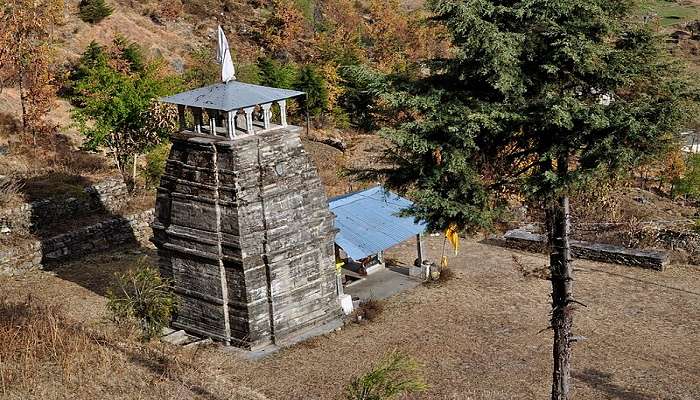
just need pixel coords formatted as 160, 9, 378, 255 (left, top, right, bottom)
0, 176, 24, 207
295, 64, 329, 117
79, 0, 113, 24
106, 260, 176, 340
352, 299, 383, 323
345, 351, 428, 400
257, 56, 297, 89
142, 142, 171, 189
675, 154, 700, 200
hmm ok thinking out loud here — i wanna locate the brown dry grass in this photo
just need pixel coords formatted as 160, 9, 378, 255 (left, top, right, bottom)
0, 292, 268, 400
0, 177, 24, 209
2, 237, 698, 399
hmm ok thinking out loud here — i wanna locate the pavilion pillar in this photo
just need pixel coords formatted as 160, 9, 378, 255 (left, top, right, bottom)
226, 110, 236, 140
193, 108, 203, 133
261, 103, 272, 130
208, 109, 218, 135
243, 107, 255, 134
278, 100, 288, 127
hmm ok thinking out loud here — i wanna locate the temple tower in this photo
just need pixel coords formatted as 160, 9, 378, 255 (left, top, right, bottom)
153, 81, 342, 350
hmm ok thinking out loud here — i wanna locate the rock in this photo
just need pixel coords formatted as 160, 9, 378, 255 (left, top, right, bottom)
633, 196, 648, 204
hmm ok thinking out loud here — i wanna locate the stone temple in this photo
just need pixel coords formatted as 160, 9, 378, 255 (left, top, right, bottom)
152, 80, 343, 350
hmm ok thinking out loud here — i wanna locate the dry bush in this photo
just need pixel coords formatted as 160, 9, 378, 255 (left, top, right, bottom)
0, 176, 24, 208
423, 264, 457, 287
159, 0, 184, 21
570, 176, 626, 224
353, 299, 383, 323
436, 266, 455, 282
51, 147, 108, 176
0, 112, 21, 134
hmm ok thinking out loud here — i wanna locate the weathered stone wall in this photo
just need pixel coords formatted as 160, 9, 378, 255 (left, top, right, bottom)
0, 209, 153, 275
152, 127, 342, 350
0, 178, 128, 232
498, 229, 670, 271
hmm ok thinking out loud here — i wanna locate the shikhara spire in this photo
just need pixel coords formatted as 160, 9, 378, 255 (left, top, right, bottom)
217, 25, 236, 83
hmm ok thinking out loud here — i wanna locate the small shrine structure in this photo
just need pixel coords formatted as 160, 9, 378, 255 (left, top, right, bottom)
152, 54, 343, 349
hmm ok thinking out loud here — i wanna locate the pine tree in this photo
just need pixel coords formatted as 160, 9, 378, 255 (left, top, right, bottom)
295, 64, 329, 117
257, 56, 297, 89
78, 0, 113, 24
370, 1, 698, 399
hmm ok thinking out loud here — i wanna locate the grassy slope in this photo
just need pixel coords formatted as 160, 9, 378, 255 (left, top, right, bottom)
640, 0, 700, 26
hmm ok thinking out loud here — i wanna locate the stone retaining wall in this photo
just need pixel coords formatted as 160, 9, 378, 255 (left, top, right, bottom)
499, 229, 670, 271
0, 209, 154, 275
0, 178, 128, 232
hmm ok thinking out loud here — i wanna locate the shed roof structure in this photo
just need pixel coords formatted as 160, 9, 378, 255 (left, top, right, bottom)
160, 81, 305, 112
329, 186, 427, 260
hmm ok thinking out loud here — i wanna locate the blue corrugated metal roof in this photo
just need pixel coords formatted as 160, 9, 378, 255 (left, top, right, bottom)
160, 81, 305, 112
329, 186, 426, 260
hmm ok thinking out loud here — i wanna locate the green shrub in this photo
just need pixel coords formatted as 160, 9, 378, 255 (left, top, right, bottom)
676, 154, 700, 200
295, 64, 329, 117
78, 0, 113, 24
106, 260, 176, 341
142, 142, 171, 189
345, 351, 427, 400
257, 56, 298, 89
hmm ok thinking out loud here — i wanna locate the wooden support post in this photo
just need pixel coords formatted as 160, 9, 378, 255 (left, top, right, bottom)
416, 234, 424, 265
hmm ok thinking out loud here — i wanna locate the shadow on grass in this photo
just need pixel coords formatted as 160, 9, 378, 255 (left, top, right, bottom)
52, 247, 157, 297
573, 369, 654, 400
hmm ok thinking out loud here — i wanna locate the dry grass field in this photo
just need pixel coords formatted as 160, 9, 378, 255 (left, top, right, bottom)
1, 237, 698, 399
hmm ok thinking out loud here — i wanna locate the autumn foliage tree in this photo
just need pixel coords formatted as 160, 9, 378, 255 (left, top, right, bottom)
258, 0, 310, 60
0, 0, 63, 142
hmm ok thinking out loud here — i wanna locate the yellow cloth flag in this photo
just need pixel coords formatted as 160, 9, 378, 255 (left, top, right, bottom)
445, 224, 460, 255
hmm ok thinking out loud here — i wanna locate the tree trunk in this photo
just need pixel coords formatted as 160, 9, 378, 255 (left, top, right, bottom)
548, 194, 574, 400
132, 155, 138, 189
18, 66, 28, 137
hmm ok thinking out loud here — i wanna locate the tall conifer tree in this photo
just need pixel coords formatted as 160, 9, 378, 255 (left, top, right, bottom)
370, 1, 697, 398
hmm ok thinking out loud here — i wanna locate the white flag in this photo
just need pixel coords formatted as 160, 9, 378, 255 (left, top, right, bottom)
217, 25, 236, 83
